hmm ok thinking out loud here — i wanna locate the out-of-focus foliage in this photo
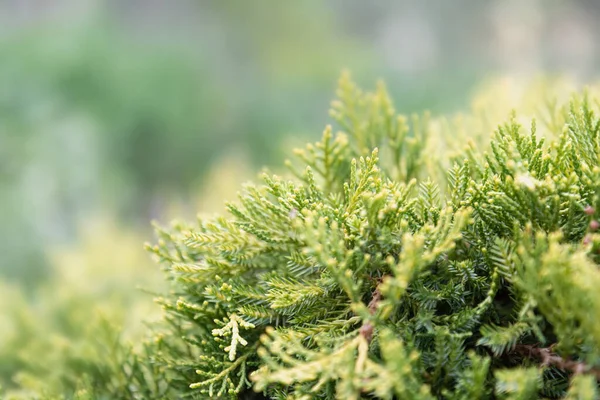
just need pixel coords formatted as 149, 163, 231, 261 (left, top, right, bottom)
0, 21, 225, 205
0, 218, 165, 399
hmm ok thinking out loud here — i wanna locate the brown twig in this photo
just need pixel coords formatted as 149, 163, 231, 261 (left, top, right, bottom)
367, 278, 384, 314
359, 276, 387, 343
511, 344, 600, 379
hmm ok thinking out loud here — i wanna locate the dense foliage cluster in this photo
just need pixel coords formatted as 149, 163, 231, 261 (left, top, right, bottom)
140, 74, 600, 399
4, 74, 600, 399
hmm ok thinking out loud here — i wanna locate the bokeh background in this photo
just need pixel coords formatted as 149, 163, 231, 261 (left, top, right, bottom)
1, 0, 600, 395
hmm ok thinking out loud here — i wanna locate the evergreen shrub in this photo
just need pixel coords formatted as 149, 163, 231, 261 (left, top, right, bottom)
5, 74, 600, 400
145, 73, 600, 399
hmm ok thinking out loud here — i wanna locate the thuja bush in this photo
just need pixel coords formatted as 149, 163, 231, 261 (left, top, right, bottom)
145, 74, 600, 399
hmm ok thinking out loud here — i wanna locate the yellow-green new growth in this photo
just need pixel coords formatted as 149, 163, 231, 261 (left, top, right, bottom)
212, 314, 255, 361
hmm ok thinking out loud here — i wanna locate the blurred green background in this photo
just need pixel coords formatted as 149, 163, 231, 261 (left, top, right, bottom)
1, 0, 600, 395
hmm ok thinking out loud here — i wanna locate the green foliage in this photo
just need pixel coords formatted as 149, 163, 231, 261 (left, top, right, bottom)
0, 220, 172, 399
6, 74, 600, 399
140, 74, 600, 399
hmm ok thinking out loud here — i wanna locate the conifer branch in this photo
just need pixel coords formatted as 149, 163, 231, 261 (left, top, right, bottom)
359, 276, 386, 343
140, 74, 600, 399
511, 344, 600, 380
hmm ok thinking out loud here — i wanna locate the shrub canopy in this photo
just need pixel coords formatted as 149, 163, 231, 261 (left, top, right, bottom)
144, 74, 600, 399
4, 74, 600, 399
